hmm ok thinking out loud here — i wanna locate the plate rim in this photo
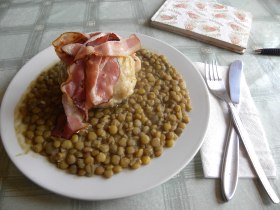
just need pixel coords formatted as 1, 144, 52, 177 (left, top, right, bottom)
0, 32, 210, 200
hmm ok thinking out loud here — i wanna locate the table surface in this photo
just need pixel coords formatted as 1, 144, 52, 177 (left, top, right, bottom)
0, 0, 280, 209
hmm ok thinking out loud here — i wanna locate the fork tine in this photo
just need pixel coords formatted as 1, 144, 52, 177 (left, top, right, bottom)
215, 60, 222, 80
210, 61, 215, 81
205, 61, 209, 81
213, 60, 222, 80
211, 60, 217, 81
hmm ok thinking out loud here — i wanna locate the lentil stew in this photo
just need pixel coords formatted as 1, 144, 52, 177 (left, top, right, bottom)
14, 49, 192, 178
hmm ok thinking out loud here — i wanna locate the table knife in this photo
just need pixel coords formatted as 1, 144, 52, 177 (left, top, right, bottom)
225, 70, 280, 204
221, 60, 242, 201
228, 102, 280, 203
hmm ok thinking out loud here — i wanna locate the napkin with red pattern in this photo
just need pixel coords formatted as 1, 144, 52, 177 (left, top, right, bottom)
151, 0, 252, 53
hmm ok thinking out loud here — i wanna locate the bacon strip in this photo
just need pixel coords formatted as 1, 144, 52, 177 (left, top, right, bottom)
85, 57, 120, 108
85, 56, 102, 109
52, 32, 89, 65
61, 60, 86, 115
52, 32, 141, 139
61, 43, 83, 57
86, 32, 121, 46
52, 94, 88, 139
74, 34, 141, 60
93, 34, 141, 56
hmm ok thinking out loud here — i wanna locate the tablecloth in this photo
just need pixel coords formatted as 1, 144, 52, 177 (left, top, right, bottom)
0, 0, 280, 209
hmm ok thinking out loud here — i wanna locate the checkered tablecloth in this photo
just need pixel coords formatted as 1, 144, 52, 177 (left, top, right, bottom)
0, 0, 280, 209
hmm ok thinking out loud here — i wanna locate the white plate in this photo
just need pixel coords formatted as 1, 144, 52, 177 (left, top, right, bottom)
0, 32, 210, 200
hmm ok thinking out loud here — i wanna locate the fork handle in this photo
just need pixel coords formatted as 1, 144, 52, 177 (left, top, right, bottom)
221, 119, 239, 201
228, 103, 280, 203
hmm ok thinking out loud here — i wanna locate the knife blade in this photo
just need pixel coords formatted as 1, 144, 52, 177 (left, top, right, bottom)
221, 60, 243, 201
229, 60, 242, 104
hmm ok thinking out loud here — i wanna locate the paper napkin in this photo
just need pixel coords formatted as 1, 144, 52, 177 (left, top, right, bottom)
151, 0, 252, 54
194, 62, 277, 178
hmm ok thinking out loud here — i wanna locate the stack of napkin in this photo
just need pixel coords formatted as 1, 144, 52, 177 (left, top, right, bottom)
151, 0, 252, 54
194, 62, 276, 178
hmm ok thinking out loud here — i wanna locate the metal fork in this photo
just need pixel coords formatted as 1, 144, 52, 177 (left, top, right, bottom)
205, 60, 280, 204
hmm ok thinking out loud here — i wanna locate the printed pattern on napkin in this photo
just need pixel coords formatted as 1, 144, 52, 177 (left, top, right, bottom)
151, 0, 252, 49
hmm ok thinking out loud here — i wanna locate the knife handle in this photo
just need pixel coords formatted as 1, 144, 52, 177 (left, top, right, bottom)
228, 102, 280, 203
221, 119, 239, 201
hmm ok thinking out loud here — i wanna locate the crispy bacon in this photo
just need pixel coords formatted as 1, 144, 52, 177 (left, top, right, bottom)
51, 32, 141, 139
